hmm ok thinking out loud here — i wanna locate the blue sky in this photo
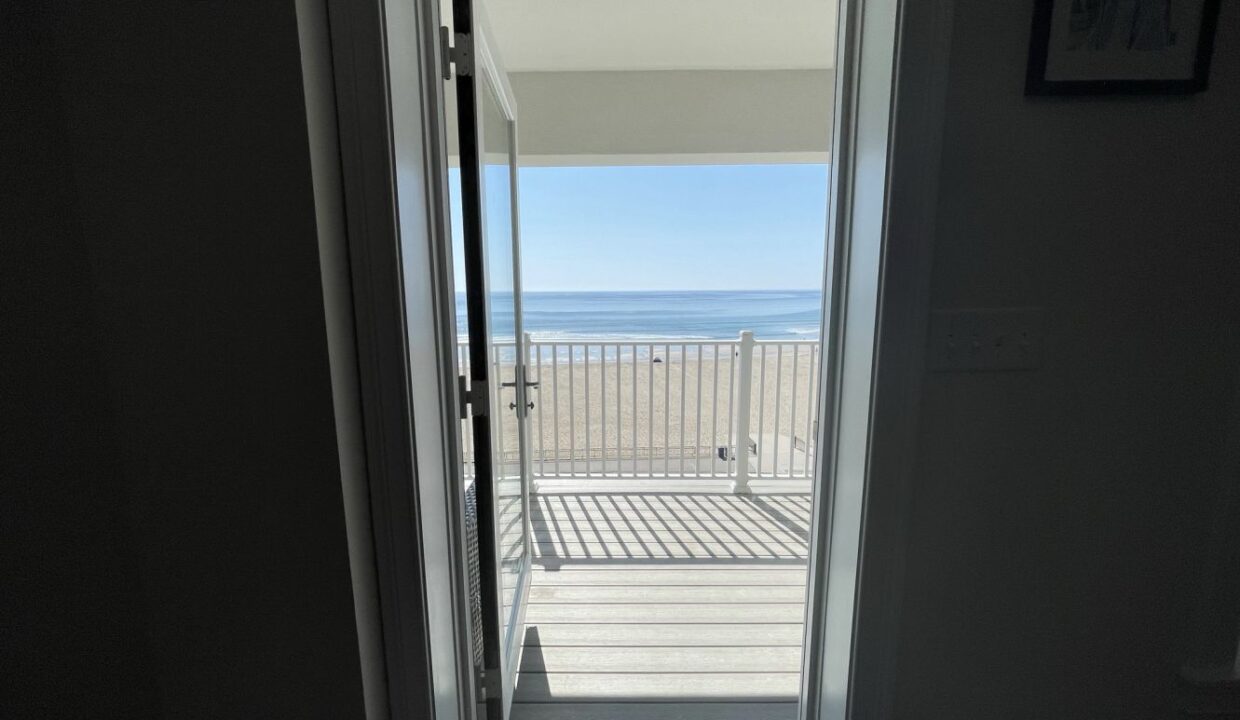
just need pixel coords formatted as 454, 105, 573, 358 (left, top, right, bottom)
451, 164, 829, 292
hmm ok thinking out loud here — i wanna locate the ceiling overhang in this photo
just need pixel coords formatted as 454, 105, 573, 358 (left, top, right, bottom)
443, 0, 837, 166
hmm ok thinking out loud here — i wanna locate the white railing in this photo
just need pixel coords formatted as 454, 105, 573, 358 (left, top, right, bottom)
458, 331, 821, 485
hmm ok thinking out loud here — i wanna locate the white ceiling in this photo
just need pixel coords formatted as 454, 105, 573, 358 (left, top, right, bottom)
471, 0, 837, 72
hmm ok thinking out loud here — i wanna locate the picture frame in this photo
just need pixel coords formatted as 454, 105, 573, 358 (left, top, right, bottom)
1026, 0, 1220, 95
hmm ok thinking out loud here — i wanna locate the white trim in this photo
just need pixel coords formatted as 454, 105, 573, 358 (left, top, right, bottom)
505, 71, 537, 718
475, 22, 535, 716
799, 0, 906, 717
387, 0, 478, 717
295, 2, 388, 718
844, 1, 955, 718
310, 0, 477, 717
799, 0, 956, 718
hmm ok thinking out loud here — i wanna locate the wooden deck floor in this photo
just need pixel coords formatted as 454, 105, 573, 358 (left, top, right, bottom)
513, 485, 811, 720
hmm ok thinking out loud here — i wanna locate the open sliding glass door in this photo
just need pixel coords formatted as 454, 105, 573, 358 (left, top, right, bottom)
450, 3, 533, 719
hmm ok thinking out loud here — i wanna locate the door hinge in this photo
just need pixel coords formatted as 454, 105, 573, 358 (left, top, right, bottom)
459, 375, 488, 419
475, 665, 500, 702
440, 27, 473, 80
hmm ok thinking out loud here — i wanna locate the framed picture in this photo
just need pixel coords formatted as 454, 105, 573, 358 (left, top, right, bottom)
1026, 0, 1220, 95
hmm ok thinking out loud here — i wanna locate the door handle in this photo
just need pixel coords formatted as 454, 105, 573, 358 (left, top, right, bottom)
501, 380, 540, 388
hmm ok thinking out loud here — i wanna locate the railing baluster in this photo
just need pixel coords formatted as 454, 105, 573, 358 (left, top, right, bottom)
617, 346, 624, 478
772, 344, 784, 478
647, 343, 654, 475
536, 344, 545, 477
679, 344, 687, 477
804, 344, 817, 478
568, 346, 575, 477
605, 345, 609, 473
694, 344, 703, 478
711, 343, 719, 477
756, 345, 767, 477
632, 343, 638, 476
727, 341, 736, 479
585, 344, 592, 479
552, 344, 559, 478
808, 342, 818, 470
598, 344, 602, 475
664, 343, 671, 478
789, 344, 799, 477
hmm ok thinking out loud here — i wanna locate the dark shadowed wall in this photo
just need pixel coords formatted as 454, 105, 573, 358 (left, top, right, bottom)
2, 4, 365, 718
888, 2, 1240, 718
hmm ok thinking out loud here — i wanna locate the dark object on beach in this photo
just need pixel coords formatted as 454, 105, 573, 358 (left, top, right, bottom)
652, 357, 663, 363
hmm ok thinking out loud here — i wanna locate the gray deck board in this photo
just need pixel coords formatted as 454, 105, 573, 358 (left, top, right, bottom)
525, 603, 805, 624
528, 623, 805, 647
530, 585, 807, 603
515, 489, 811, 719
529, 568, 806, 586
514, 673, 802, 702
512, 703, 798, 720
519, 646, 802, 673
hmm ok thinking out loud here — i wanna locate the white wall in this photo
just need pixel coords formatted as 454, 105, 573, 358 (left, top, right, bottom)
884, 2, 1240, 718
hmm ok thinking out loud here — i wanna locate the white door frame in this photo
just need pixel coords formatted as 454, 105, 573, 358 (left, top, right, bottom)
297, 0, 477, 718
300, 0, 955, 717
798, 0, 902, 714
801, 1, 954, 719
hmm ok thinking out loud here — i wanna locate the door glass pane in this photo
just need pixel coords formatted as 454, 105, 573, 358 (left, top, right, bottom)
480, 77, 525, 651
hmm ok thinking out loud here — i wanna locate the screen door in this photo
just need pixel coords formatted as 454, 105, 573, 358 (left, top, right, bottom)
449, 4, 534, 719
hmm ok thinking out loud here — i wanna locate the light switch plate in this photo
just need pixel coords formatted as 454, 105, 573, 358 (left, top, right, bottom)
928, 308, 1044, 371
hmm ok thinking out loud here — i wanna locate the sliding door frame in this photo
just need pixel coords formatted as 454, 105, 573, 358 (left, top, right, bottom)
299, 0, 477, 718
801, 0, 954, 719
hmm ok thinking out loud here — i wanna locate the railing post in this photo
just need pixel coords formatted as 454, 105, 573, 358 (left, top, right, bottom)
732, 330, 754, 494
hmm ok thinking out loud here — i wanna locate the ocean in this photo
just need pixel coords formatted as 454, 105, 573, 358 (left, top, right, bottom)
457, 290, 822, 342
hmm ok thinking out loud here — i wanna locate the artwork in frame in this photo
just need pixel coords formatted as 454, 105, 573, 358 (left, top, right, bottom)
1026, 0, 1220, 95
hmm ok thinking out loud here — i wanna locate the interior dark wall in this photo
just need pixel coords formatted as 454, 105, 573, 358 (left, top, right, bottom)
2, 4, 365, 718
890, 2, 1240, 718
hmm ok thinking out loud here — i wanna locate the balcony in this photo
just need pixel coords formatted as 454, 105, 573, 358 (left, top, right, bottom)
462, 333, 819, 719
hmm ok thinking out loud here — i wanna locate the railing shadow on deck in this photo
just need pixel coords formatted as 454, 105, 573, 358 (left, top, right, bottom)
530, 492, 811, 568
